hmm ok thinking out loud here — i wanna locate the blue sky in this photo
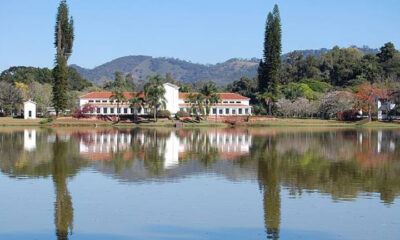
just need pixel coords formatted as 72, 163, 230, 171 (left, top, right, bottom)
0, 0, 399, 71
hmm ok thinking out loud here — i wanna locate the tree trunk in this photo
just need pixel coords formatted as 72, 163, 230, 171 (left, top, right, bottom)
154, 108, 157, 122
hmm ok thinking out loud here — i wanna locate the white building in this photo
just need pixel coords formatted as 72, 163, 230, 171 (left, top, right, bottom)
79, 83, 252, 116
23, 100, 37, 119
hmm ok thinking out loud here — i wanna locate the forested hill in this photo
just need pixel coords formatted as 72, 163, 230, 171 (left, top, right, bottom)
70, 46, 379, 86
70, 56, 259, 86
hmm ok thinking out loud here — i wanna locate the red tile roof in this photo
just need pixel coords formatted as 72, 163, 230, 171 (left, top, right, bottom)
79, 92, 145, 99
179, 92, 249, 100
179, 103, 251, 107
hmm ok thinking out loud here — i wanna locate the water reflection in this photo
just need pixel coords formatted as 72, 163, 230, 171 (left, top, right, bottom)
0, 128, 399, 239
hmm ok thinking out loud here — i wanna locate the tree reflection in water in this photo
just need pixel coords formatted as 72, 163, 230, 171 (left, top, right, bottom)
52, 135, 74, 240
0, 128, 400, 239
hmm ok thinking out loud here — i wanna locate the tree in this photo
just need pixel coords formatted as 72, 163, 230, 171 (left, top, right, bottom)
165, 72, 175, 83
109, 89, 127, 122
144, 74, 166, 122
53, 0, 74, 116
200, 82, 220, 117
0, 82, 24, 116
355, 83, 388, 120
125, 73, 136, 91
378, 42, 396, 63
185, 93, 197, 116
258, 4, 282, 101
226, 77, 257, 101
282, 82, 317, 100
129, 93, 144, 120
320, 91, 355, 119
257, 92, 274, 115
28, 82, 53, 116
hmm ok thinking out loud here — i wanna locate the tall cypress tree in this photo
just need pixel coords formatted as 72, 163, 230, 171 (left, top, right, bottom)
53, 0, 74, 116
258, 4, 282, 98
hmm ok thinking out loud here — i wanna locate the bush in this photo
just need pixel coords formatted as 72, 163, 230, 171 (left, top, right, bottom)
73, 104, 94, 119
337, 109, 359, 121
156, 110, 171, 118
175, 110, 189, 118
40, 117, 54, 124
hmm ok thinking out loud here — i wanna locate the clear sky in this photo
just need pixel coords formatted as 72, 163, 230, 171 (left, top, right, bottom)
0, 0, 399, 71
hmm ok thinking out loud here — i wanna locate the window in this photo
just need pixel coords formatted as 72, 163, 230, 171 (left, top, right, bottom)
131, 108, 135, 114
88, 100, 94, 103
180, 108, 184, 112
245, 108, 249, 114
232, 109, 236, 115
236, 101, 241, 103
144, 108, 149, 113
103, 108, 108, 114
184, 101, 189, 103
212, 108, 217, 114
225, 108, 229, 114
110, 108, 114, 114
239, 108, 242, 115
28, 111, 32, 117
124, 108, 128, 114
229, 101, 234, 104
102, 100, 107, 103
97, 108, 101, 114
219, 109, 223, 114
223, 101, 228, 104
117, 108, 121, 114
95, 100, 101, 103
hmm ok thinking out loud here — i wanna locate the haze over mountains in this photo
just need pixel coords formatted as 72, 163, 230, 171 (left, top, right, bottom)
71, 46, 379, 86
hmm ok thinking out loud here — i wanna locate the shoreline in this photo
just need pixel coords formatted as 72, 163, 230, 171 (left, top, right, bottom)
1, 117, 400, 128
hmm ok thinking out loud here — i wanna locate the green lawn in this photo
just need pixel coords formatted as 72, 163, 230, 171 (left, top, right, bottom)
1, 116, 400, 128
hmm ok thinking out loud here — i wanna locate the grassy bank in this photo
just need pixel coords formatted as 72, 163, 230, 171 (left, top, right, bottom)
1, 117, 400, 128
240, 118, 400, 128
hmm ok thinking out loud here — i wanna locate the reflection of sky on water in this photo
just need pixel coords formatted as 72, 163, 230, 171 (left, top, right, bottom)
1, 171, 398, 240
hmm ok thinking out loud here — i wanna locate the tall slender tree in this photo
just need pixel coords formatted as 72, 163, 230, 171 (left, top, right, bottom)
258, 4, 282, 106
53, 0, 74, 116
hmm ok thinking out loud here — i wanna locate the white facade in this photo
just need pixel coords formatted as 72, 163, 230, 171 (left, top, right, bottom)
23, 100, 37, 119
163, 83, 180, 114
79, 83, 252, 116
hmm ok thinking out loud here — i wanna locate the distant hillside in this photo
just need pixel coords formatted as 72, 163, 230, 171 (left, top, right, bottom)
70, 56, 259, 86
71, 46, 379, 86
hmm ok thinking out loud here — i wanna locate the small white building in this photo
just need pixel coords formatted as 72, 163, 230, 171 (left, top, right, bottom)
23, 100, 37, 119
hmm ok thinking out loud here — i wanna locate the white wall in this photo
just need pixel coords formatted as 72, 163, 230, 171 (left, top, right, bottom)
24, 101, 36, 119
163, 83, 180, 114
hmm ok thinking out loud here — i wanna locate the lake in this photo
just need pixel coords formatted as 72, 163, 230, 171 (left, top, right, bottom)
0, 127, 399, 240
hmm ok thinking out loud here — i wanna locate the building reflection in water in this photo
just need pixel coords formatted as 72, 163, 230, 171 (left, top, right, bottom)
78, 129, 252, 167
1, 128, 398, 239
23, 129, 36, 151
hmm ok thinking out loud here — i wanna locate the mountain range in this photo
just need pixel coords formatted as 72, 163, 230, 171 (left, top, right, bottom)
71, 47, 379, 86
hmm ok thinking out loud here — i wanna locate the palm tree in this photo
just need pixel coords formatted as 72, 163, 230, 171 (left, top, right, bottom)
144, 74, 167, 122
129, 93, 144, 121
195, 93, 206, 120
109, 88, 127, 122
200, 82, 220, 117
185, 93, 197, 116
257, 92, 274, 115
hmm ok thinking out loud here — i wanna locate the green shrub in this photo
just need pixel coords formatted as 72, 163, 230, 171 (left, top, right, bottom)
299, 78, 332, 93
175, 110, 189, 118
156, 110, 171, 118
40, 117, 54, 124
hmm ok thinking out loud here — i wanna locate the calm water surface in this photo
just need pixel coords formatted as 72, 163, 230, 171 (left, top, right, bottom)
0, 127, 399, 240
